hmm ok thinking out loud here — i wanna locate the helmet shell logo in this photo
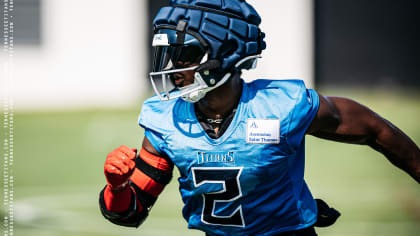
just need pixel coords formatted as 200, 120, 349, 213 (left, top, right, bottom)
152, 34, 169, 46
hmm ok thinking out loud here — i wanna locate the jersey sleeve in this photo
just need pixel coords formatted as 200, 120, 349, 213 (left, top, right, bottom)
285, 82, 319, 151
143, 128, 165, 154
138, 96, 176, 155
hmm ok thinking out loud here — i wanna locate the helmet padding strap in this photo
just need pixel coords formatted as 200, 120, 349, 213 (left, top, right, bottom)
174, 20, 188, 63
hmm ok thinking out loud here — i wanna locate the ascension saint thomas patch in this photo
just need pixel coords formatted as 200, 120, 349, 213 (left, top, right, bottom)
246, 119, 280, 144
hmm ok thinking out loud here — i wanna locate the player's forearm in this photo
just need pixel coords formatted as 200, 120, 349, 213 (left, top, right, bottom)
368, 119, 420, 183
313, 96, 420, 183
103, 185, 133, 212
99, 184, 148, 228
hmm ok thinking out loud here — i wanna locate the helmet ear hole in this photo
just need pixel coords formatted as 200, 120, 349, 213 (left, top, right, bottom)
217, 40, 238, 59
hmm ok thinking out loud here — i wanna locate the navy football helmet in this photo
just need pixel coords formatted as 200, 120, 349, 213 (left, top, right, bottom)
150, 0, 266, 102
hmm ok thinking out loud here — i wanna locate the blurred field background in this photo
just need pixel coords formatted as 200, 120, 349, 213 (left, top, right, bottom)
0, 88, 419, 236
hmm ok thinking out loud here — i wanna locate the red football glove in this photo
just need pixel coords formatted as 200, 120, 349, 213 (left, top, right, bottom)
104, 145, 137, 191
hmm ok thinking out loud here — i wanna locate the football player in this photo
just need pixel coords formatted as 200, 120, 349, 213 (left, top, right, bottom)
99, 0, 420, 235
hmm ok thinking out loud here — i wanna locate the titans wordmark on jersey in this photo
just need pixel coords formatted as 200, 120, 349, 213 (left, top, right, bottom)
139, 79, 319, 236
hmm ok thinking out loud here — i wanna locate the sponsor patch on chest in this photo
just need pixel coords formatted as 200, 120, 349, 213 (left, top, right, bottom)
246, 119, 280, 144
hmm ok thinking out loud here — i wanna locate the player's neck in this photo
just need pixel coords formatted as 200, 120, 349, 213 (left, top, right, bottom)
196, 73, 242, 121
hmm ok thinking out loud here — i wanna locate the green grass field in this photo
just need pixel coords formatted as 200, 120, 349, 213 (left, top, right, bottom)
1, 89, 419, 236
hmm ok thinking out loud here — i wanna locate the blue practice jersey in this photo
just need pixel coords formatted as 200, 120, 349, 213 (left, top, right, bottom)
138, 79, 320, 236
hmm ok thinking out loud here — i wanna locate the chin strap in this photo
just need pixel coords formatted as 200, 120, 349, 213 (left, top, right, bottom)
181, 71, 232, 103
195, 59, 221, 73
182, 55, 261, 103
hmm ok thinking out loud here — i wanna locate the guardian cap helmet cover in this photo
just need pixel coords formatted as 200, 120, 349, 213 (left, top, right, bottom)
150, 0, 266, 102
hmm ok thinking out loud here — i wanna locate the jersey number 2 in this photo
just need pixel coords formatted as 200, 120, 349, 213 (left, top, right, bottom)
192, 167, 245, 227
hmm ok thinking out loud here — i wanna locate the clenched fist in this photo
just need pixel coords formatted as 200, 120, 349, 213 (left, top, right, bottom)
104, 145, 137, 191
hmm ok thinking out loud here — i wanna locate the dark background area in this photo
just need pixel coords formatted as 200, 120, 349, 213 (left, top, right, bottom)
148, 0, 420, 88
315, 0, 420, 88
0, 0, 42, 46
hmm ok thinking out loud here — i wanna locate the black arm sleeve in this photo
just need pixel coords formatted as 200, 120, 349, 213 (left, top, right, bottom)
98, 185, 149, 228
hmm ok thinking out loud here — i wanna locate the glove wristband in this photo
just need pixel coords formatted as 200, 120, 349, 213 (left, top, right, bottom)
109, 180, 130, 193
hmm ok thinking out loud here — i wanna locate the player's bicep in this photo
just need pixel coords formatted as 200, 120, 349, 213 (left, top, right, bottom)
306, 93, 340, 134
142, 136, 164, 156
308, 94, 382, 144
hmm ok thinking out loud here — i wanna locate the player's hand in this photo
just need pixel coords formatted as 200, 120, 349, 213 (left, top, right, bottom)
104, 145, 137, 191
